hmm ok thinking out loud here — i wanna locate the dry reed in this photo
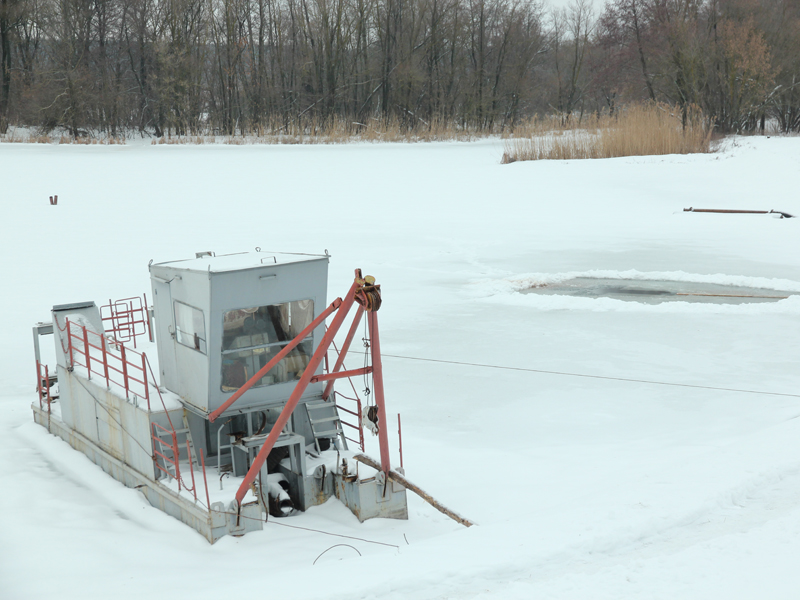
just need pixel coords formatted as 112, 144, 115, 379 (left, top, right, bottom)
501, 104, 714, 163
0, 129, 127, 144
148, 115, 481, 145
1, 105, 716, 150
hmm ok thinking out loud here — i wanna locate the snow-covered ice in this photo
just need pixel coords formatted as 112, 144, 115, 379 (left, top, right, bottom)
1, 136, 800, 599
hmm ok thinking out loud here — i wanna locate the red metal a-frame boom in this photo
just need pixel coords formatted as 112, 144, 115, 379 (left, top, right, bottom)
207, 270, 392, 507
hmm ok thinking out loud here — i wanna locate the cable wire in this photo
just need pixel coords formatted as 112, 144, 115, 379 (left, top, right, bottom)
313, 544, 362, 565
362, 317, 372, 405
381, 354, 800, 399
266, 520, 400, 548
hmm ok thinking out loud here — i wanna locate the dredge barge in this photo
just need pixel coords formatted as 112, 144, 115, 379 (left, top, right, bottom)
32, 251, 409, 542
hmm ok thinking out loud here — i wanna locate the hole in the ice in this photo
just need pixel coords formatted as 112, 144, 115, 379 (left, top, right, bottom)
522, 278, 795, 305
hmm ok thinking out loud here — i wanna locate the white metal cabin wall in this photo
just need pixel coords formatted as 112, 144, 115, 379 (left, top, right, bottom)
151, 279, 179, 392
150, 267, 212, 414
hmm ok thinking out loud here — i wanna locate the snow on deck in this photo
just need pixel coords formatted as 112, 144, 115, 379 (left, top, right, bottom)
158, 461, 257, 508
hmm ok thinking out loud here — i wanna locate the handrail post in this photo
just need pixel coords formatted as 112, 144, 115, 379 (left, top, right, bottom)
200, 449, 211, 511
186, 439, 197, 502
172, 431, 181, 491
44, 364, 51, 412
108, 298, 117, 344
102, 336, 110, 387
121, 344, 129, 399
130, 300, 138, 349
150, 422, 158, 463
142, 352, 150, 410
83, 327, 91, 378
36, 361, 43, 409
67, 319, 74, 367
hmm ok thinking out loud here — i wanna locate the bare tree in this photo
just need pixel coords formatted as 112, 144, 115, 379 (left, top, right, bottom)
551, 0, 592, 117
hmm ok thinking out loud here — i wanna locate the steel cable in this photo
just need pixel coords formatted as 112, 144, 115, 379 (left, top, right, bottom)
381, 354, 800, 399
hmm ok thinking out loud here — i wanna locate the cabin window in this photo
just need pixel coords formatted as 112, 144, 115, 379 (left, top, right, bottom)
221, 300, 314, 391
174, 301, 207, 354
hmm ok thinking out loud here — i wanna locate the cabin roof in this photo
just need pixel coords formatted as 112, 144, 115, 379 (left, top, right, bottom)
151, 251, 329, 274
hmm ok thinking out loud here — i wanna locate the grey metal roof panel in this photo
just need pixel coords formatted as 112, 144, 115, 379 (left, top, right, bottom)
53, 301, 96, 312
151, 251, 329, 273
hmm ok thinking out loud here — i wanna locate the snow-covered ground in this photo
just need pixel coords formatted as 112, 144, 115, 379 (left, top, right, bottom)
1, 136, 799, 599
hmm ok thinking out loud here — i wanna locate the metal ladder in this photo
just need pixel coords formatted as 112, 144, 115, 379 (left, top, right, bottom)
180, 412, 196, 469
152, 414, 196, 481
152, 424, 180, 481
304, 400, 347, 452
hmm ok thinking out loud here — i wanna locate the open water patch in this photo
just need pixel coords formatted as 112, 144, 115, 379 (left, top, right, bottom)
522, 278, 795, 305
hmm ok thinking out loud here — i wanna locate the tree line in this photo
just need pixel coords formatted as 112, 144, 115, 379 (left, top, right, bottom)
593, 0, 800, 133
0, 0, 798, 137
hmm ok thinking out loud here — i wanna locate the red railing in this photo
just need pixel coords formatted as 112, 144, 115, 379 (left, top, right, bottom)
327, 339, 365, 452
152, 422, 181, 489
148, 414, 215, 507
36, 360, 53, 412
66, 318, 155, 410
100, 295, 151, 349
158, 434, 211, 506
185, 440, 197, 500
61, 316, 213, 510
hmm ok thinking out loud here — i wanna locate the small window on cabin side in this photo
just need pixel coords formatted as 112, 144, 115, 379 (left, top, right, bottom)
174, 301, 207, 354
